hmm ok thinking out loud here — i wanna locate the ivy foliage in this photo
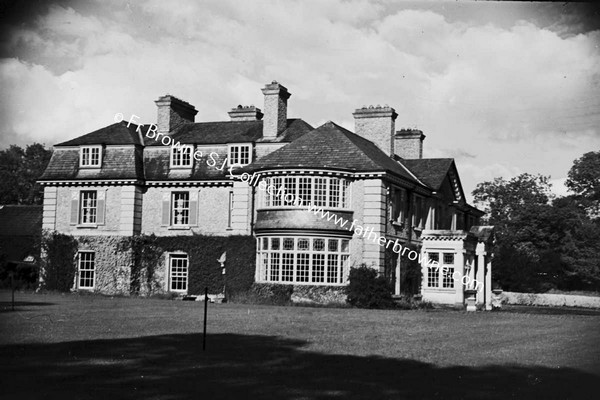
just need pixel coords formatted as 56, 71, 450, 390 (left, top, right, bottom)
40, 230, 78, 291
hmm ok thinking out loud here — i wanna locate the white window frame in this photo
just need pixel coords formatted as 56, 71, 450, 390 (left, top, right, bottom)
170, 145, 193, 168
80, 146, 102, 168
80, 190, 97, 224
77, 251, 95, 290
426, 251, 456, 290
259, 176, 351, 210
171, 192, 190, 226
228, 143, 252, 166
257, 236, 350, 285
168, 253, 189, 293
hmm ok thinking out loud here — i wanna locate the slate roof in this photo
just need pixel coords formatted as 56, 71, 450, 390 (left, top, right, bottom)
56, 121, 145, 146
245, 121, 424, 184
0, 205, 42, 236
39, 147, 144, 181
144, 147, 231, 181
146, 119, 313, 146
401, 158, 455, 190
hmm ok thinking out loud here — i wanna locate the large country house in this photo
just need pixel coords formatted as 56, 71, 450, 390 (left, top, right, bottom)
39, 81, 494, 309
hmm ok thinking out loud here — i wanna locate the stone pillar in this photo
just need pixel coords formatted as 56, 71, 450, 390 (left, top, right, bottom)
485, 256, 493, 310
454, 249, 465, 305
475, 251, 485, 306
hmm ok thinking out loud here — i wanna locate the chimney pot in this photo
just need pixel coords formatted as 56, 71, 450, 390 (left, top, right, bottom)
228, 105, 263, 121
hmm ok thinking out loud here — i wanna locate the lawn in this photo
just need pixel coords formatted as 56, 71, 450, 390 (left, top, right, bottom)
1, 291, 599, 399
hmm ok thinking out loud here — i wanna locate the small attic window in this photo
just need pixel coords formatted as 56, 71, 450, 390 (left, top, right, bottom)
171, 145, 193, 168
228, 144, 252, 166
80, 146, 102, 168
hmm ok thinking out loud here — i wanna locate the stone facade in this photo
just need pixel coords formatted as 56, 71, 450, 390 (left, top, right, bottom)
39, 79, 491, 308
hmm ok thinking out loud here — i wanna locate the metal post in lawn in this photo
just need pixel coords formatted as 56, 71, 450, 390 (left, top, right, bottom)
203, 286, 208, 351
11, 272, 15, 311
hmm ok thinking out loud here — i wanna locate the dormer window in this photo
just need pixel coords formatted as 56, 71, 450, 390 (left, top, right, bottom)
80, 146, 101, 168
228, 144, 252, 166
171, 145, 193, 168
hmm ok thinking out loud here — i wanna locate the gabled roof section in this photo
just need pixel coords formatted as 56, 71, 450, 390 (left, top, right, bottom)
402, 158, 470, 203
401, 158, 454, 191
146, 119, 313, 146
56, 121, 144, 146
0, 205, 42, 236
245, 121, 422, 183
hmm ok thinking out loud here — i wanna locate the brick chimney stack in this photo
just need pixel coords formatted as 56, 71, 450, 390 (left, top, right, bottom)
261, 81, 290, 139
352, 105, 398, 156
155, 95, 197, 135
395, 129, 425, 159
228, 105, 264, 121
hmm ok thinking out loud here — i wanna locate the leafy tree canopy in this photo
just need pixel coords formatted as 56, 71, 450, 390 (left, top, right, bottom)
0, 143, 52, 205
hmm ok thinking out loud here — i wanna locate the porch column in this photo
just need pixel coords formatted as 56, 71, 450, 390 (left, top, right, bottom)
475, 251, 485, 306
395, 257, 401, 295
455, 249, 465, 305
485, 256, 493, 310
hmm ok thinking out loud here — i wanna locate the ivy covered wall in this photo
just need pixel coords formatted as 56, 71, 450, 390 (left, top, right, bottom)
40, 231, 256, 296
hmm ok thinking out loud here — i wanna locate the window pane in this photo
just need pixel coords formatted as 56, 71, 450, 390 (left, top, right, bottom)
296, 254, 309, 282
313, 238, 325, 251
78, 252, 95, 288
262, 237, 269, 250
329, 179, 340, 208
283, 238, 294, 250
298, 177, 312, 206
270, 253, 280, 282
443, 267, 454, 288
272, 177, 282, 206
80, 191, 97, 224
428, 267, 439, 288
283, 177, 297, 206
341, 180, 350, 208
172, 192, 190, 225
282, 253, 294, 282
298, 238, 309, 251
327, 254, 339, 283
314, 177, 327, 207
312, 254, 325, 283
170, 255, 188, 291
443, 253, 454, 264
341, 240, 349, 253
328, 239, 338, 252
271, 238, 280, 250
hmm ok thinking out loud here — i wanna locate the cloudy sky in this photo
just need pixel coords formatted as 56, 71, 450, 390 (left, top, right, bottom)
1, 0, 599, 201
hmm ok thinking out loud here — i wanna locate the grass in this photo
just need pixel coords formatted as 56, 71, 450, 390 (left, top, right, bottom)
1, 290, 599, 399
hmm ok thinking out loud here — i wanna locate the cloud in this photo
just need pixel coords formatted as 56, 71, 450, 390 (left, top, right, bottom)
0, 0, 598, 202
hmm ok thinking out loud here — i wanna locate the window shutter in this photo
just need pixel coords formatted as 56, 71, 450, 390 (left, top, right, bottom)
70, 191, 79, 225
97, 189, 106, 225
161, 192, 171, 226
189, 190, 199, 226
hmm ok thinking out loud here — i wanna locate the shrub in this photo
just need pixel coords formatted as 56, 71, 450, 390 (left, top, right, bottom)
346, 265, 394, 309
243, 283, 293, 305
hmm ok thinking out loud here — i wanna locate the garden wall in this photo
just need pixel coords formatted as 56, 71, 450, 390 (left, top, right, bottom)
503, 291, 600, 308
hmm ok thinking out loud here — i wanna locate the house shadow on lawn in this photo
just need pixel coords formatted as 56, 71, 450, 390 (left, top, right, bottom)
0, 301, 55, 313
1, 333, 597, 400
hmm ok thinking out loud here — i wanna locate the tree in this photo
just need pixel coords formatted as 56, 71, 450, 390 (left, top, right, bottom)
566, 150, 600, 216
0, 143, 52, 205
472, 172, 600, 292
